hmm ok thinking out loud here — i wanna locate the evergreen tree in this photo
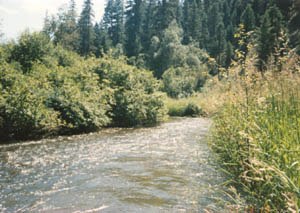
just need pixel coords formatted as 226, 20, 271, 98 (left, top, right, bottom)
142, 0, 157, 50
241, 4, 256, 32
289, 0, 300, 54
93, 23, 102, 57
125, 0, 145, 57
256, 12, 273, 71
42, 11, 57, 40
182, 0, 201, 45
78, 0, 95, 56
113, 0, 125, 45
160, 0, 179, 30
102, 0, 115, 38
54, 0, 79, 51
224, 41, 234, 68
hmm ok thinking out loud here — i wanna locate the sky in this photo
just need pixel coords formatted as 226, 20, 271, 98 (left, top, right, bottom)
0, 0, 106, 40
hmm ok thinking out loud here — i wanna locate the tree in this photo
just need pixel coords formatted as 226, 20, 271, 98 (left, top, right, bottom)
182, 0, 202, 45
241, 4, 256, 32
56, 0, 79, 51
113, 0, 125, 45
125, 0, 145, 57
256, 4, 284, 71
161, 0, 179, 30
289, 0, 300, 54
142, 0, 158, 50
224, 41, 234, 68
78, 0, 95, 56
102, 0, 125, 46
9, 32, 53, 73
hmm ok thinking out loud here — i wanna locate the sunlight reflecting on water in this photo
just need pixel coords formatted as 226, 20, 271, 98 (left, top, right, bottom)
0, 118, 227, 212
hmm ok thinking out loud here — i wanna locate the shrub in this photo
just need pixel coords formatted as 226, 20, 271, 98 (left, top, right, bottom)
0, 63, 60, 140
183, 103, 202, 117
9, 31, 53, 73
162, 66, 208, 98
46, 58, 110, 131
94, 57, 167, 127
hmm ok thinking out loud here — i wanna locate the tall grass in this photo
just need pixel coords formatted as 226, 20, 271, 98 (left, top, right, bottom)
210, 72, 300, 211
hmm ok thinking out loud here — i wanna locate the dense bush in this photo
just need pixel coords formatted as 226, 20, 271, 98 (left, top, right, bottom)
0, 32, 167, 142
46, 59, 110, 132
0, 62, 60, 140
94, 57, 167, 126
162, 66, 208, 98
8, 31, 54, 73
0, 35, 109, 141
166, 99, 203, 117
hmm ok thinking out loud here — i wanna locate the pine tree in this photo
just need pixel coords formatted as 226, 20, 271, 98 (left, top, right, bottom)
113, 0, 125, 45
160, 0, 179, 30
241, 4, 256, 32
256, 12, 273, 71
102, 0, 115, 39
142, 0, 157, 50
78, 0, 95, 56
42, 11, 56, 39
55, 0, 79, 51
224, 41, 233, 68
182, 0, 202, 45
94, 23, 102, 57
289, 0, 300, 54
125, 0, 145, 57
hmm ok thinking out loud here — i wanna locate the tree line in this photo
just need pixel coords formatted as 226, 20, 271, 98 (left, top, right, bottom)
43, 0, 300, 76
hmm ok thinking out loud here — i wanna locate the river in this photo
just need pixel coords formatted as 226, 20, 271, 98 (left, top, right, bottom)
0, 118, 228, 212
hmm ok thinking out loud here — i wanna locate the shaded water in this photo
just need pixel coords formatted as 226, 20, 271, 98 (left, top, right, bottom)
0, 118, 228, 212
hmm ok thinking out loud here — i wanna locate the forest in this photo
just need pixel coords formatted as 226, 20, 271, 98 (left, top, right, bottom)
0, 0, 300, 211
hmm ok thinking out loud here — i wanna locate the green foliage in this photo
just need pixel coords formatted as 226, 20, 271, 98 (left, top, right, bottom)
256, 4, 284, 71
183, 103, 202, 117
9, 32, 53, 73
162, 66, 208, 98
241, 4, 256, 32
94, 57, 167, 126
0, 33, 112, 141
78, 0, 95, 56
46, 59, 110, 131
165, 97, 203, 117
150, 20, 211, 78
289, 0, 300, 55
0, 63, 60, 140
125, 0, 145, 57
46, 0, 79, 51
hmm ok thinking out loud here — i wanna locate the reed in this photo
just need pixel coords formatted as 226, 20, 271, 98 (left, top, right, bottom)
210, 72, 300, 211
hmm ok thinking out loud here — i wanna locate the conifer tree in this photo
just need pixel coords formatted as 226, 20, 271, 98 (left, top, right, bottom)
142, 0, 157, 50
241, 4, 256, 32
289, 0, 300, 54
125, 0, 145, 57
55, 0, 79, 51
113, 0, 125, 45
78, 0, 95, 56
256, 12, 273, 71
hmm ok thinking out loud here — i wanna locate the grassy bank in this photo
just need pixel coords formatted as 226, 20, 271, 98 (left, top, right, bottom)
164, 97, 204, 117
206, 69, 300, 211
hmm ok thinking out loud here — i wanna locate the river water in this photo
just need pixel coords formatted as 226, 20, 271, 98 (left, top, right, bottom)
0, 118, 228, 212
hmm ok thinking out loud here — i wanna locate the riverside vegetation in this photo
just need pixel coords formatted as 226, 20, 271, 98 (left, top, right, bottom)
1, 0, 300, 211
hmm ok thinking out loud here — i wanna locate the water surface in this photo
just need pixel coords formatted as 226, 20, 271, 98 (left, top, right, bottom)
0, 118, 227, 212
